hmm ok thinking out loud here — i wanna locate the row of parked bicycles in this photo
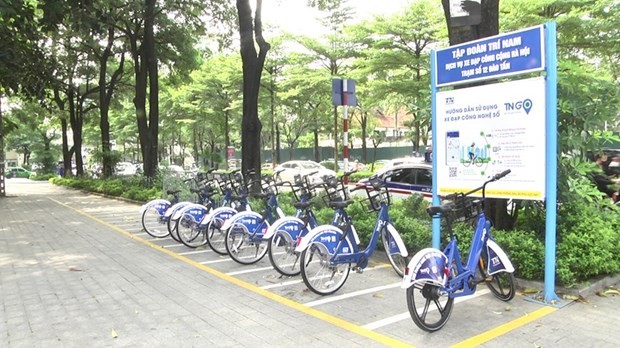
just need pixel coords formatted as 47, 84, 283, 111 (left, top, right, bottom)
139, 166, 516, 332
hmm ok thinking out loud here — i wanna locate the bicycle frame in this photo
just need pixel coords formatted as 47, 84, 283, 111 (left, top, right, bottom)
330, 201, 407, 266
442, 214, 489, 297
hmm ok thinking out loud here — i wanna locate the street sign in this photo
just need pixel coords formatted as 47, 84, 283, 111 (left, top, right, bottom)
331, 79, 357, 106
435, 25, 545, 87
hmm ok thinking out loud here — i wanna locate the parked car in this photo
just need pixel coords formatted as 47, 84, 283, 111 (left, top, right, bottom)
274, 160, 336, 184
320, 159, 367, 172
6, 166, 32, 179
115, 162, 138, 176
356, 162, 432, 199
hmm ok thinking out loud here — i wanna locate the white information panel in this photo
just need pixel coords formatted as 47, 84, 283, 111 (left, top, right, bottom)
435, 76, 546, 200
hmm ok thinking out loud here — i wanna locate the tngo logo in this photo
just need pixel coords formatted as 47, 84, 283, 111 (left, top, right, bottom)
504, 98, 533, 114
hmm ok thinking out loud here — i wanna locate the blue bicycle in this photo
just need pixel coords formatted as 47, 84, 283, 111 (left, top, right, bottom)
297, 170, 409, 295
401, 169, 515, 332
222, 172, 286, 265
264, 172, 324, 276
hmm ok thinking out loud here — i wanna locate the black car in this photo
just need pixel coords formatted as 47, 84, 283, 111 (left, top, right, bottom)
356, 163, 433, 199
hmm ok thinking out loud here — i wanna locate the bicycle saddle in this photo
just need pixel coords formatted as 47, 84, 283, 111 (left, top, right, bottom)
328, 200, 354, 209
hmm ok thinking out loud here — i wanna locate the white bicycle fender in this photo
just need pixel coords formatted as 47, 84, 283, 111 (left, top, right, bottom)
294, 225, 345, 253
486, 240, 515, 274
177, 203, 210, 224
386, 224, 409, 258
200, 206, 237, 227
165, 201, 192, 219
401, 248, 448, 289
139, 199, 170, 214
264, 216, 304, 240
221, 211, 263, 231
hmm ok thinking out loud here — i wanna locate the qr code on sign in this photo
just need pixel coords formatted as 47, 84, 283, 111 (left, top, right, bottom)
449, 167, 457, 178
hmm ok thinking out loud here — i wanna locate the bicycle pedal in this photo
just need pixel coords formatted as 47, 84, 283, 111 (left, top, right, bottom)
354, 267, 364, 274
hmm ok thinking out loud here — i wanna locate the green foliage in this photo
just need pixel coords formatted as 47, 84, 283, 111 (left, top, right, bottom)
493, 229, 545, 281
31, 173, 57, 181
555, 201, 620, 286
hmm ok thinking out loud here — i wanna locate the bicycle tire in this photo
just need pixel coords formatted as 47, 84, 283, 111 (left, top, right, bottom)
141, 208, 169, 238
406, 281, 454, 332
167, 217, 182, 242
206, 219, 228, 255
268, 230, 301, 276
478, 253, 515, 301
225, 222, 268, 265
177, 214, 208, 248
381, 229, 407, 277
300, 241, 350, 295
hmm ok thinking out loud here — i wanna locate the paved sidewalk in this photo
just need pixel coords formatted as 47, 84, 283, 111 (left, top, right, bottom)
0, 180, 382, 347
1, 179, 619, 348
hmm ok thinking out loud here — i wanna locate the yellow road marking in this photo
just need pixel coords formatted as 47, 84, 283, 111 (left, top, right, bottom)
51, 198, 414, 348
451, 306, 557, 348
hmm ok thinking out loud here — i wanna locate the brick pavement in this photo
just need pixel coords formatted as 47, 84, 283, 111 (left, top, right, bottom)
2, 179, 619, 348
0, 180, 383, 347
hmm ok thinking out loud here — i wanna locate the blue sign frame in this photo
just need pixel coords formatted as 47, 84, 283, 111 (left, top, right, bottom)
435, 25, 545, 87
430, 23, 560, 303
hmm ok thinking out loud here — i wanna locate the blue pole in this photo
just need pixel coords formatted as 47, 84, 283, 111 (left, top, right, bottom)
430, 50, 440, 249
544, 21, 559, 302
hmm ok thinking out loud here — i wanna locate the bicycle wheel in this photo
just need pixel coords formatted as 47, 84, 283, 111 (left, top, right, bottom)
406, 281, 454, 332
381, 229, 407, 277
268, 230, 301, 276
478, 254, 515, 301
225, 223, 268, 265
177, 214, 207, 248
141, 208, 169, 238
300, 242, 350, 295
167, 217, 182, 242
206, 219, 228, 255
475, 157, 484, 167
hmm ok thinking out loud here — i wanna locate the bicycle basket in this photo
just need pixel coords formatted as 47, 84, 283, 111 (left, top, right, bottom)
361, 176, 390, 212
321, 175, 349, 205
450, 194, 483, 221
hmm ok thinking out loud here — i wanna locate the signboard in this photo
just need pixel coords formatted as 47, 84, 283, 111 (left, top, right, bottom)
435, 77, 546, 200
331, 79, 357, 106
435, 25, 544, 87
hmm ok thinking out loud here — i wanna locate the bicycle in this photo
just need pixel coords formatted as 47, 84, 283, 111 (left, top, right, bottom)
140, 189, 182, 238
401, 169, 515, 332
140, 172, 210, 239
463, 154, 484, 167
264, 172, 323, 276
296, 170, 409, 295
202, 170, 253, 255
221, 172, 286, 265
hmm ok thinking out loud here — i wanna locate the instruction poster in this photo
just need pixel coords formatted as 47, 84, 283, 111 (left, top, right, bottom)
435, 77, 546, 200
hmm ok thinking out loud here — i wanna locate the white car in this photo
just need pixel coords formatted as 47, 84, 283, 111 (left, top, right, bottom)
274, 160, 337, 184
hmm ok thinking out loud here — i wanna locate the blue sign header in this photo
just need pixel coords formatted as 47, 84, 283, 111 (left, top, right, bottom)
435, 25, 545, 87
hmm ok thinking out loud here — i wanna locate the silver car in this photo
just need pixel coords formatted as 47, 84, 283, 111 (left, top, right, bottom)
274, 160, 337, 184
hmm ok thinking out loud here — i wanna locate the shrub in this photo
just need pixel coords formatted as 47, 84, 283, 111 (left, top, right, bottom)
493, 229, 545, 281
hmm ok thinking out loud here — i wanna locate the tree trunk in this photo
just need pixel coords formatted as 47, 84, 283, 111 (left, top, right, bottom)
145, 0, 159, 177
440, 0, 514, 230
237, 0, 270, 184
99, 26, 125, 178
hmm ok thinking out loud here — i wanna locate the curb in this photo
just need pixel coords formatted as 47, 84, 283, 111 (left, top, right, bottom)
516, 273, 620, 298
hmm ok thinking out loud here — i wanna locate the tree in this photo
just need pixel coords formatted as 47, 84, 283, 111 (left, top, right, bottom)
439, 0, 516, 230
348, 0, 444, 154
237, 0, 270, 180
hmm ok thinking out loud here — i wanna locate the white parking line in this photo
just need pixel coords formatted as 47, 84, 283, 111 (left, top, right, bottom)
261, 278, 304, 289
361, 288, 490, 330
200, 258, 232, 265
227, 265, 276, 276
260, 264, 391, 290
179, 249, 211, 256
304, 282, 401, 307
